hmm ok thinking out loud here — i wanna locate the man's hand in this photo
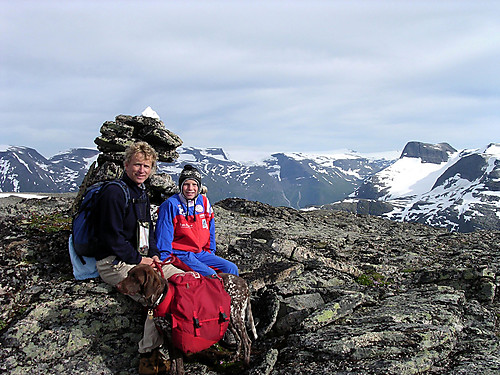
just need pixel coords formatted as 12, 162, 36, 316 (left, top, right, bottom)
139, 257, 154, 266
139, 256, 161, 266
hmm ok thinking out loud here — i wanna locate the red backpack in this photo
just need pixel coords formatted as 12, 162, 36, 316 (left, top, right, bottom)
154, 271, 231, 354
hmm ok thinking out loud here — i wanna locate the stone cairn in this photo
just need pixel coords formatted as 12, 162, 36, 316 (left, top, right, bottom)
73, 108, 183, 210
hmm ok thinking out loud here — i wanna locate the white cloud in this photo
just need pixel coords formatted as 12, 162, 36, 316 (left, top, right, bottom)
1, 0, 499, 157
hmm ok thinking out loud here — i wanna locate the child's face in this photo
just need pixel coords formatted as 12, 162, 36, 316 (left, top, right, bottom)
182, 180, 199, 200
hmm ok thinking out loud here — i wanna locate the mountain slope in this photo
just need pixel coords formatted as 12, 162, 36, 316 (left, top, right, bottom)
262, 152, 392, 208
330, 142, 500, 232
158, 147, 393, 208
0, 145, 393, 209
158, 147, 291, 207
0, 146, 55, 192
1, 142, 498, 232
0, 146, 98, 193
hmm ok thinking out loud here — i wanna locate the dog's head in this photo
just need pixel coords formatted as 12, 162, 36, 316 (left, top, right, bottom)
116, 264, 167, 307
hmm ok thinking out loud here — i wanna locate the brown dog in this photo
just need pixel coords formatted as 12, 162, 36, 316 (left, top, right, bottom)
116, 264, 257, 374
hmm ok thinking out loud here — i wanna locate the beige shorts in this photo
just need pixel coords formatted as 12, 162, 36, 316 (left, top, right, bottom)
96, 256, 183, 286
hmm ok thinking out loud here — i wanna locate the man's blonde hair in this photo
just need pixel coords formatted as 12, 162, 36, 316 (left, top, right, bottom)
124, 141, 158, 171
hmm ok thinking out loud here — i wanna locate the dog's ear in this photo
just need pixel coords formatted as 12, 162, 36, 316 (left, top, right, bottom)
142, 267, 156, 299
143, 267, 166, 304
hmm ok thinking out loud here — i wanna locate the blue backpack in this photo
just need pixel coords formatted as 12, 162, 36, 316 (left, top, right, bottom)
72, 180, 131, 260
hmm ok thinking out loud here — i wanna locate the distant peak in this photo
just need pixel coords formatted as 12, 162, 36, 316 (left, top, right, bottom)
141, 106, 160, 119
483, 143, 500, 156
400, 141, 456, 164
0, 145, 14, 152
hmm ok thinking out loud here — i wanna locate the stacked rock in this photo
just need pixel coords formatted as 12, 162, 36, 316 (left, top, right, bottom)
74, 108, 182, 209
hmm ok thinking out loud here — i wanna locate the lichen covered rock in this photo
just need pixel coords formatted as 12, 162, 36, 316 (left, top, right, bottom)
0, 196, 499, 374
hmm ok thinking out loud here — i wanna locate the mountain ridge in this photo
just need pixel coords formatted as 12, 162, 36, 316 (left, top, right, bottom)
328, 142, 500, 232
0, 144, 394, 207
0, 146, 97, 193
1, 141, 499, 232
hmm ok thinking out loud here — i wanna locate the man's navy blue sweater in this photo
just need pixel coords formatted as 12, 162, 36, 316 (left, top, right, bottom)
94, 174, 160, 264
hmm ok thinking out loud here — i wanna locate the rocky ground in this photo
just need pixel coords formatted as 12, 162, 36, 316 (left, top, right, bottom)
0, 195, 499, 374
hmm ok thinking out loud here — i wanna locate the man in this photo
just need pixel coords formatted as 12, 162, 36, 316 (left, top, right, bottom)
155, 164, 239, 276
94, 141, 181, 374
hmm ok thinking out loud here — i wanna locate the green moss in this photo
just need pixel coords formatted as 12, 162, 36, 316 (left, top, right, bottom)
311, 241, 328, 249
356, 271, 389, 287
22, 212, 71, 233
402, 268, 418, 273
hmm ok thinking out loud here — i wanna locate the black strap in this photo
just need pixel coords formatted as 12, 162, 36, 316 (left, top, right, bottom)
132, 188, 149, 221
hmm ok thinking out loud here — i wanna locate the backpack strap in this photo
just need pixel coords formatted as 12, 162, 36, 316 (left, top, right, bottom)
201, 194, 216, 255
201, 194, 210, 217
105, 179, 131, 212
153, 283, 174, 318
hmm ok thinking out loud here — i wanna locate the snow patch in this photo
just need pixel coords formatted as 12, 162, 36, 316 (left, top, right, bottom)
141, 106, 160, 119
483, 143, 500, 156
379, 152, 460, 200
199, 148, 228, 162
224, 149, 273, 166
12, 153, 33, 174
0, 193, 48, 199
86, 153, 98, 169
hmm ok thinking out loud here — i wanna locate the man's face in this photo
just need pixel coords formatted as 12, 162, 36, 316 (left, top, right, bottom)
124, 153, 153, 185
182, 180, 199, 200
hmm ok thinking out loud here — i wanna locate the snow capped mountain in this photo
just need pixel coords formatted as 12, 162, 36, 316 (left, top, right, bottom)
2, 141, 498, 232
0, 146, 98, 193
156, 147, 393, 208
0, 145, 393, 209
330, 142, 500, 232
261, 151, 393, 208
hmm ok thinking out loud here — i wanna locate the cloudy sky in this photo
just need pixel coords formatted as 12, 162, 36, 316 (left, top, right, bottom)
1, 0, 499, 160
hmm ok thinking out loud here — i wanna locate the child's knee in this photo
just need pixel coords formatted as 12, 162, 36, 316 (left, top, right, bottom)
226, 261, 239, 276
193, 262, 217, 276
200, 267, 217, 276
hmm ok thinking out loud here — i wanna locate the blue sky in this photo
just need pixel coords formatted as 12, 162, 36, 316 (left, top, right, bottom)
1, 0, 499, 160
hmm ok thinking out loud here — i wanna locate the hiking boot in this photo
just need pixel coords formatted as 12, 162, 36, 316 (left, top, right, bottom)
139, 349, 170, 375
